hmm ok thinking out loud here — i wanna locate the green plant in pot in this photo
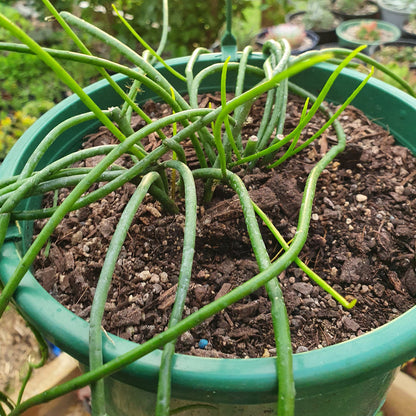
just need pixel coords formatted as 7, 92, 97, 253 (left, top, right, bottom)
302, 0, 339, 31
336, 19, 401, 52
0, 1, 416, 416
403, 13, 416, 37
285, 0, 341, 45
370, 40, 416, 92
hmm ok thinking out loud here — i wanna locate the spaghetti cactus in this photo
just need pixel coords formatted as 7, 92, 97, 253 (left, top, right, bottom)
0, 1, 412, 416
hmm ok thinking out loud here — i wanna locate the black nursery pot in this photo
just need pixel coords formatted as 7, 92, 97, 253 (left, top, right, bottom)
331, 0, 380, 21
286, 11, 339, 44
402, 23, 416, 40
372, 38, 416, 51
255, 27, 320, 54
371, 39, 416, 68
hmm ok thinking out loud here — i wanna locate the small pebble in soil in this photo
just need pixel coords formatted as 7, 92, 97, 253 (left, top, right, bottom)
180, 331, 194, 346
198, 339, 209, 349
355, 194, 367, 202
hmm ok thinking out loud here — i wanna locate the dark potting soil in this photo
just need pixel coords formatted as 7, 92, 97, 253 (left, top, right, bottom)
33, 94, 416, 358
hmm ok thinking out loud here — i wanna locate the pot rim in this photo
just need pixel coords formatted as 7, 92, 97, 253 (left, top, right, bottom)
1, 53, 415, 403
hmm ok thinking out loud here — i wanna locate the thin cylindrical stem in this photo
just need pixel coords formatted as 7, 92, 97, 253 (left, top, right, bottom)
0, 146, 117, 214
19, 111, 108, 179
226, 172, 294, 416
0, 13, 136, 156
59, 12, 189, 110
89, 172, 160, 416
156, 161, 197, 416
252, 203, 356, 309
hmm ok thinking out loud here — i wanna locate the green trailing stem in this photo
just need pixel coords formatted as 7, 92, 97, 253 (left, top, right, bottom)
225, 171, 294, 416
269, 67, 374, 168
254, 40, 291, 153
212, 51, 334, 177
231, 46, 256, 152
119, 0, 169, 120
296, 47, 416, 98
151, 0, 169, 58
258, 43, 290, 159
169, 88, 179, 199
230, 45, 367, 168
220, 57, 242, 161
184, 54, 219, 168
41, 0, 154, 132
156, 161, 197, 416
184, 47, 212, 107
0, 214, 12, 250
281, 97, 310, 161
89, 172, 161, 416
252, 202, 356, 309
0, 13, 143, 159
111, 4, 186, 83
8, 66, 361, 406
112, 0, 181, 145
235, 45, 254, 98
59, 12, 190, 111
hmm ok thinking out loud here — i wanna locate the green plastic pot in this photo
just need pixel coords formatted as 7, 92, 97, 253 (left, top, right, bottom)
336, 19, 401, 54
1, 53, 416, 416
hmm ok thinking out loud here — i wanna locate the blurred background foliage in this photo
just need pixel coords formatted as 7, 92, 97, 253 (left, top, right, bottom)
0, 0, 267, 159
0, 0, 265, 114
5, 0, 414, 162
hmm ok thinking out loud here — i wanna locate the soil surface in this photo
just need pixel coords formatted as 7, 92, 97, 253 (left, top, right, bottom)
33, 93, 416, 358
